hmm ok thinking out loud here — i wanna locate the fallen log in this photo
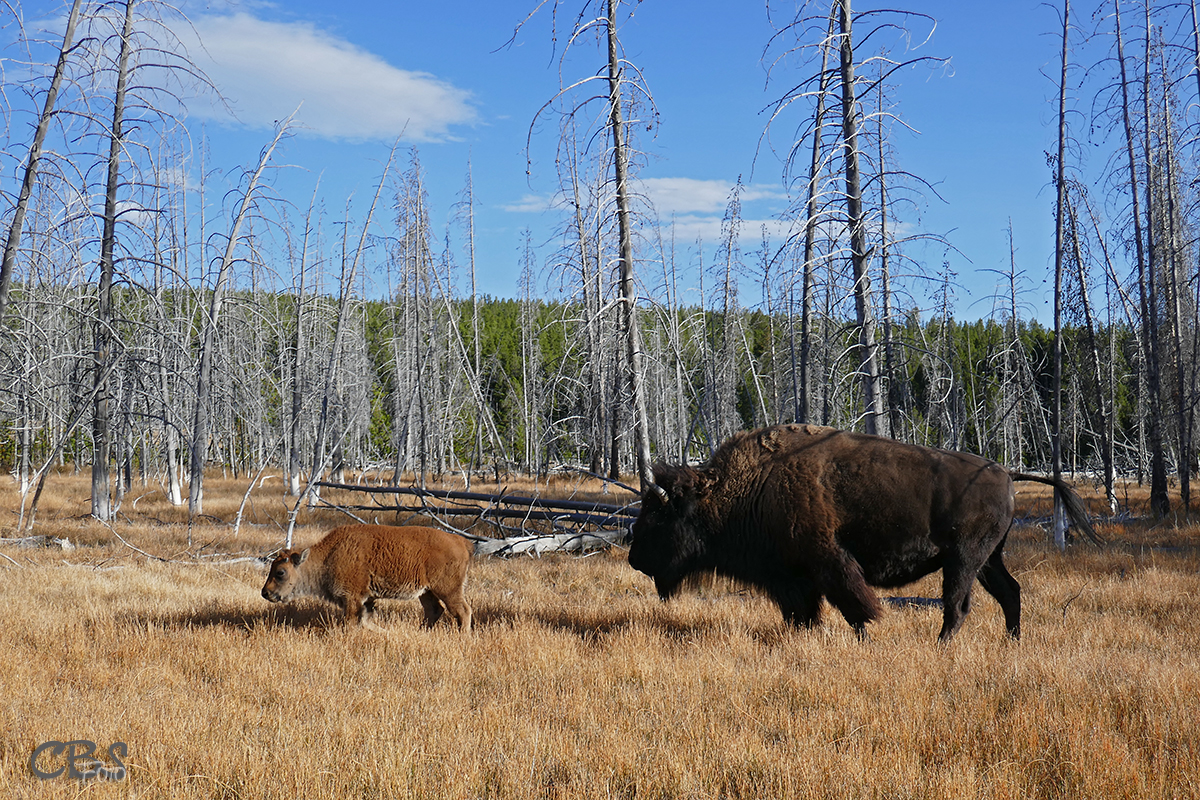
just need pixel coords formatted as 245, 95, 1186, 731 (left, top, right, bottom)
309, 480, 640, 554
474, 530, 624, 556
0, 535, 74, 550
312, 481, 640, 517
310, 501, 635, 528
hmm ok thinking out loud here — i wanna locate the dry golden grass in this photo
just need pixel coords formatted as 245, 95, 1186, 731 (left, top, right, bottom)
1, 471, 1199, 799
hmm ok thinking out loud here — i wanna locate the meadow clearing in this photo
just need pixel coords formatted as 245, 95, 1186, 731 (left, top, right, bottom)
1, 471, 1199, 799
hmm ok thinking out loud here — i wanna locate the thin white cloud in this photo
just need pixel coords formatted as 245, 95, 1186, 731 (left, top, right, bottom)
501, 194, 554, 213
641, 177, 785, 216
637, 178, 787, 246
663, 215, 791, 249
500, 177, 788, 248
186, 13, 476, 142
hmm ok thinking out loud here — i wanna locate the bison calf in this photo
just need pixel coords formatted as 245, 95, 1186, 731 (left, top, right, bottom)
629, 425, 1099, 642
261, 524, 473, 630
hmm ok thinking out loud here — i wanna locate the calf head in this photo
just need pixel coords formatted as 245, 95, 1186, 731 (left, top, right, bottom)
261, 549, 310, 602
629, 464, 715, 599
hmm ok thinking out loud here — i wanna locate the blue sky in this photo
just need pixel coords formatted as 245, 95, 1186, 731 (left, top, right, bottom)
14, 0, 1073, 320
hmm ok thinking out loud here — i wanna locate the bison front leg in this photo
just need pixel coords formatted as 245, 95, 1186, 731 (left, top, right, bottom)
774, 584, 823, 629
821, 553, 883, 638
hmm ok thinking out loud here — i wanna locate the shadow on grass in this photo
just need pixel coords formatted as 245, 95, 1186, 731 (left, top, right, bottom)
474, 603, 670, 637
122, 592, 945, 643
468, 598, 799, 645
120, 600, 342, 633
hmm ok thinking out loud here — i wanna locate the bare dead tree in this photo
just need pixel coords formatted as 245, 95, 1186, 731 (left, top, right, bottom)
604, 0, 653, 488
796, 12, 836, 426
0, 0, 83, 330
90, 0, 137, 522
836, 0, 885, 436
189, 115, 294, 519
764, 4, 839, 426
765, 0, 946, 439
709, 180, 745, 443
1153, 38, 1193, 514
301, 142, 397, 519
284, 179, 321, 497
1051, 0, 1070, 549
1065, 188, 1116, 511
511, 0, 658, 489
1112, 0, 1168, 516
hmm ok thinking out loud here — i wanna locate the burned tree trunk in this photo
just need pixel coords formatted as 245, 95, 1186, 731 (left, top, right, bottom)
0, 0, 84, 329
837, 0, 885, 436
606, 0, 653, 490
92, 0, 136, 522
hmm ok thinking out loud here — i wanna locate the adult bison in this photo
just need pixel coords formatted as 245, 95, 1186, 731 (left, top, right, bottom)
628, 424, 1099, 642
261, 524, 473, 630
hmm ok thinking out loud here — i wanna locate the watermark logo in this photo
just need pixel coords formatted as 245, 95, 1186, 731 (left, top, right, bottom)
30, 740, 127, 781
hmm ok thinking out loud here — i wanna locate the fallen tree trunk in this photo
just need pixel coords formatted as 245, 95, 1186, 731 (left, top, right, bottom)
308, 479, 640, 555
313, 481, 640, 517
311, 501, 636, 528
474, 530, 625, 557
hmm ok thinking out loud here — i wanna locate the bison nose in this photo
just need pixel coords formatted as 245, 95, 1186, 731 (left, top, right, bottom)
261, 588, 272, 601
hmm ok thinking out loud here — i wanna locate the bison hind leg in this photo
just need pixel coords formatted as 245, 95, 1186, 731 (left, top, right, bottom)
976, 548, 1021, 640
420, 588, 472, 631
938, 552, 986, 643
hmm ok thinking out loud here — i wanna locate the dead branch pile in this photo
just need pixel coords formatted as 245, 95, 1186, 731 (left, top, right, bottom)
311, 481, 641, 555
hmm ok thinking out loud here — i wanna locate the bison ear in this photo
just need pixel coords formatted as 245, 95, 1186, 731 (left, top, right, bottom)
292, 549, 309, 566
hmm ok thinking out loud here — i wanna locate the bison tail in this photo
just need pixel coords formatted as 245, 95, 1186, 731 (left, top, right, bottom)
1010, 472, 1104, 545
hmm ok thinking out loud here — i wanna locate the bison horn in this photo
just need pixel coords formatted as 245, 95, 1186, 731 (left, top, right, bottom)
648, 482, 669, 504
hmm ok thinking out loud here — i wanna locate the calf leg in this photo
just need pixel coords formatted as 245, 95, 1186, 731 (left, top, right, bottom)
418, 591, 446, 627
437, 587, 472, 631
344, 595, 383, 631
976, 547, 1021, 639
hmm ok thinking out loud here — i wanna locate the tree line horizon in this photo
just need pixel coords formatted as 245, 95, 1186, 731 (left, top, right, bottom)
0, 281, 1156, 499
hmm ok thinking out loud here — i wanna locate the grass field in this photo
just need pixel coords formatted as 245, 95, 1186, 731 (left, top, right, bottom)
2, 471, 1199, 798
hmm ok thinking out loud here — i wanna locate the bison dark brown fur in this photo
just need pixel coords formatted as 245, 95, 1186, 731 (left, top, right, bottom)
628, 424, 1099, 642
261, 524, 473, 630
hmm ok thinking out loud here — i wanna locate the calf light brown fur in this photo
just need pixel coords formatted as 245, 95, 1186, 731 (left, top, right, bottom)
261, 524, 473, 630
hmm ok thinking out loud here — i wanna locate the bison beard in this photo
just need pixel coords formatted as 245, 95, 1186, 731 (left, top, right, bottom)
628, 424, 1099, 642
